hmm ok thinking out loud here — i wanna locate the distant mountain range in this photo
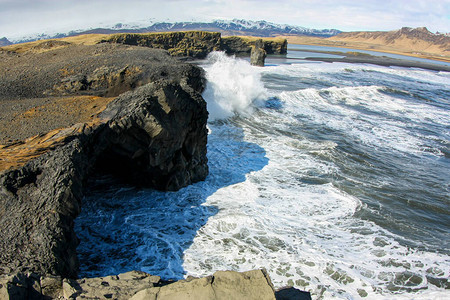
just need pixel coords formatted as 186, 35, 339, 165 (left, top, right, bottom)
1, 19, 341, 45
144, 19, 342, 37
334, 26, 449, 45
2, 20, 448, 60
329, 27, 450, 56
0, 37, 12, 46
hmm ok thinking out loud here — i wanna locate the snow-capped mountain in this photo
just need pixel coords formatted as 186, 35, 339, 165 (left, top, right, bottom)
4, 19, 341, 44
210, 19, 341, 36
0, 37, 12, 46
140, 19, 340, 37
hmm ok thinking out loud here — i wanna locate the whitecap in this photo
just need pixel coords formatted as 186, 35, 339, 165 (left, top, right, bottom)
202, 52, 267, 121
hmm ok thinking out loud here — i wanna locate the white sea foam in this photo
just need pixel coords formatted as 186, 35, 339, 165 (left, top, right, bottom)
276, 84, 448, 157
183, 121, 449, 299
184, 60, 450, 298
77, 58, 449, 299
183, 117, 450, 299
202, 52, 267, 121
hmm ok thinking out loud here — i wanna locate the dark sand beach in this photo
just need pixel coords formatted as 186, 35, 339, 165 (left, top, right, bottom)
297, 49, 450, 72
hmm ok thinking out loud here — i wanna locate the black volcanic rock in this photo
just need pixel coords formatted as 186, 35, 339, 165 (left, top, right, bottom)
101, 31, 287, 58
102, 31, 222, 59
0, 45, 208, 278
250, 39, 266, 66
220, 36, 251, 55
95, 81, 208, 190
0, 42, 204, 100
0, 138, 90, 278
221, 36, 287, 56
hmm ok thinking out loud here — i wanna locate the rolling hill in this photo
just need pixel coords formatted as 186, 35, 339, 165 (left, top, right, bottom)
280, 27, 450, 62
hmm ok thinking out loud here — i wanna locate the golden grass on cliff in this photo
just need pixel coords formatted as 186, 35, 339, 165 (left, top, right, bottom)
1, 34, 109, 53
0, 96, 115, 172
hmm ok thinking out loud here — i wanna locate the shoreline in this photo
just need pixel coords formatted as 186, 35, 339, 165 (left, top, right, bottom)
278, 35, 450, 63
287, 47, 450, 72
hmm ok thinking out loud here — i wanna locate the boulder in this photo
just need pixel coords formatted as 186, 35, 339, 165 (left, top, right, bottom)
94, 80, 209, 190
0, 269, 296, 300
210, 269, 275, 300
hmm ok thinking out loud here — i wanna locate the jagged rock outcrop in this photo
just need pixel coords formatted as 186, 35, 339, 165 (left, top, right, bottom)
94, 81, 208, 190
0, 80, 208, 278
0, 34, 305, 300
102, 31, 222, 58
0, 44, 208, 278
221, 36, 287, 56
100, 31, 287, 58
250, 39, 267, 66
0, 269, 289, 300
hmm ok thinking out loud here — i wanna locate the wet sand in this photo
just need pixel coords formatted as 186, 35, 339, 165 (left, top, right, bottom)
300, 50, 450, 72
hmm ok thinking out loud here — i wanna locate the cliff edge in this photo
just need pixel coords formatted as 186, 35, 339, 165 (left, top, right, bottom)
0, 42, 208, 278
0, 34, 306, 300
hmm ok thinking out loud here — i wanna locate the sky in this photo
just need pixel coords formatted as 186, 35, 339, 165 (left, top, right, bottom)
1, 0, 449, 40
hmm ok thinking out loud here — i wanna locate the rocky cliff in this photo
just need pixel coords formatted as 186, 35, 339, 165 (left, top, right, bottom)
102, 31, 222, 58
101, 31, 287, 58
0, 36, 306, 300
221, 36, 287, 56
0, 42, 208, 278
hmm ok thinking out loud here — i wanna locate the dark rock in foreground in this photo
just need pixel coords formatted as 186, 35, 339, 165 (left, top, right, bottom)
0, 34, 306, 299
0, 45, 208, 278
95, 81, 208, 190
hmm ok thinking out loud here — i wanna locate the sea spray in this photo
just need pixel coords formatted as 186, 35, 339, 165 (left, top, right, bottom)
202, 52, 267, 121
76, 55, 450, 299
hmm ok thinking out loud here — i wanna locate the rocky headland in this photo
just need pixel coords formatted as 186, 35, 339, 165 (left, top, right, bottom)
100, 31, 287, 58
0, 33, 303, 299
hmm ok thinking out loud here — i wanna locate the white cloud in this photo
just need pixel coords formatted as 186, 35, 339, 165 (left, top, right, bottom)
0, 0, 449, 40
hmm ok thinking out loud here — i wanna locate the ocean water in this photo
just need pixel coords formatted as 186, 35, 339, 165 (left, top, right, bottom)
288, 44, 450, 67
76, 51, 450, 299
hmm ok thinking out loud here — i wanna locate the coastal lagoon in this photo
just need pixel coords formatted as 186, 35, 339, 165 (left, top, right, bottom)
76, 47, 449, 299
